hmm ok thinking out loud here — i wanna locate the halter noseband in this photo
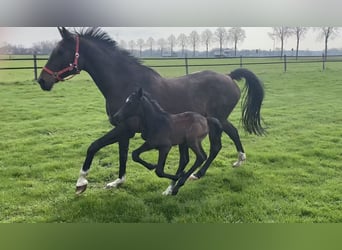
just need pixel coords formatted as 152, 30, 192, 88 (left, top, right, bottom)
43, 35, 80, 81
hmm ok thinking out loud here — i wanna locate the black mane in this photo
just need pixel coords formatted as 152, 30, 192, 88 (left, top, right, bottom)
75, 27, 117, 48
72, 27, 143, 66
142, 92, 168, 115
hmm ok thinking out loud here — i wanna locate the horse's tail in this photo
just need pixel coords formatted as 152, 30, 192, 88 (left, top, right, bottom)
229, 68, 265, 135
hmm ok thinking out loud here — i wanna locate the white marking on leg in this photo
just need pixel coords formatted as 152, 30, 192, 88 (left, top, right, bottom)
76, 170, 88, 187
105, 175, 126, 189
233, 152, 246, 168
188, 174, 199, 181
162, 181, 176, 196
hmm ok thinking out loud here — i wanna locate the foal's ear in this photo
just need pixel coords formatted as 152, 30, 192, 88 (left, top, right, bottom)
58, 27, 73, 40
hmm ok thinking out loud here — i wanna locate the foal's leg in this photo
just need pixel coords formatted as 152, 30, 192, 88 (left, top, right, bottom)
76, 125, 134, 194
221, 120, 246, 167
132, 142, 156, 170
171, 142, 207, 195
163, 143, 189, 195
192, 126, 222, 179
154, 146, 180, 181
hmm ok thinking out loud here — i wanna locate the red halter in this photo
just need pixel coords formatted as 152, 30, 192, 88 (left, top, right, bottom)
43, 35, 80, 81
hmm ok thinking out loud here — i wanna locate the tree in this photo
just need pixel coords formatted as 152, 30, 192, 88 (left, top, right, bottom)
201, 29, 213, 57
32, 40, 57, 54
177, 33, 187, 56
167, 34, 176, 56
228, 27, 246, 56
128, 40, 136, 54
146, 37, 155, 56
215, 27, 227, 57
292, 27, 308, 60
188, 30, 200, 57
269, 27, 292, 58
136, 38, 144, 57
318, 27, 339, 60
157, 38, 166, 56
119, 40, 127, 50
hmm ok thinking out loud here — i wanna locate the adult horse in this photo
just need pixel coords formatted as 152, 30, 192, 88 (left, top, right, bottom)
37, 27, 265, 194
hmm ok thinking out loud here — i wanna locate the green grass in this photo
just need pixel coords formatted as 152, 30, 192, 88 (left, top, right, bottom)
1, 58, 342, 222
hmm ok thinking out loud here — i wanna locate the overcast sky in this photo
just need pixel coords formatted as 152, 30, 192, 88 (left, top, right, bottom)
1, 27, 341, 51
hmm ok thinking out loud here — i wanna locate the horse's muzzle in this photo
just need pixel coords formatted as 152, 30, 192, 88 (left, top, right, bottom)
37, 78, 53, 91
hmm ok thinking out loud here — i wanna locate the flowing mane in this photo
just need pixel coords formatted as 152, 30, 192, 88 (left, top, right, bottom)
72, 27, 160, 77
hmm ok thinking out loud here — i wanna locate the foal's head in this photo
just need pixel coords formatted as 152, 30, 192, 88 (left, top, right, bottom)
112, 88, 145, 124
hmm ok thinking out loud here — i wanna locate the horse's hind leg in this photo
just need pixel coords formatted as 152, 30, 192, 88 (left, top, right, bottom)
221, 120, 246, 167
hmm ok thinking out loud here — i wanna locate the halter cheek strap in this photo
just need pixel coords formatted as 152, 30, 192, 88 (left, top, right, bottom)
43, 35, 80, 81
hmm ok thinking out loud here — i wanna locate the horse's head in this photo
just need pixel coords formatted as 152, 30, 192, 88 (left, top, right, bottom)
111, 88, 145, 125
37, 27, 81, 91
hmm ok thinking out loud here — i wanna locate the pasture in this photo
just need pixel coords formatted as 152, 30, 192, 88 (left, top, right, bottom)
0, 58, 342, 222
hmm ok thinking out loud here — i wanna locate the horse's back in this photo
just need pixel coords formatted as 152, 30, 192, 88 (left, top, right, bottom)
159, 70, 241, 119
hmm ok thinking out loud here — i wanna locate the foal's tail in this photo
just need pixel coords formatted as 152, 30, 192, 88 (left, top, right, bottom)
229, 68, 265, 135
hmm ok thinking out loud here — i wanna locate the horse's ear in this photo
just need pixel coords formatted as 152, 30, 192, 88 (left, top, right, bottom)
58, 27, 73, 40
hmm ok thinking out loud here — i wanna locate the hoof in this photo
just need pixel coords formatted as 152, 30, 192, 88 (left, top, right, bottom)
188, 174, 199, 181
233, 152, 246, 168
75, 184, 87, 195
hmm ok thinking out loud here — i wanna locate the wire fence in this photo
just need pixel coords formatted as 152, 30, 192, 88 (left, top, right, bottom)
1, 54, 342, 80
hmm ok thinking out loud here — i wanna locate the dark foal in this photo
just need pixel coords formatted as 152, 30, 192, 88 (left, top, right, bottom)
112, 88, 222, 195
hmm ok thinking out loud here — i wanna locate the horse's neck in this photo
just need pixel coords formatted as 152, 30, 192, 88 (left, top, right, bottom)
80, 39, 160, 101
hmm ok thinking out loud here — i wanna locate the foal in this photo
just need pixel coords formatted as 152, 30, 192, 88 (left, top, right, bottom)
112, 88, 222, 195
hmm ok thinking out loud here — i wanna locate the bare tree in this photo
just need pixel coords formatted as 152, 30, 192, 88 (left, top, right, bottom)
228, 27, 246, 56
318, 27, 339, 60
168, 34, 176, 56
215, 27, 227, 57
201, 29, 213, 57
32, 40, 57, 54
188, 30, 200, 57
146, 37, 155, 56
128, 40, 136, 54
157, 38, 166, 56
177, 33, 188, 56
119, 40, 127, 50
136, 38, 144, 57
292, 27, 309, 60
270, 27, 292, 58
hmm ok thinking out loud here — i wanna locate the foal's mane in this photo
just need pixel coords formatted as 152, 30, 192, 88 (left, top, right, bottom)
142, 92, 168, 116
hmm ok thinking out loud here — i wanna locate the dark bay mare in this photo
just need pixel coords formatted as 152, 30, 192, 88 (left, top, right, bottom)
112, 88, 222, 195
37, 27, 265, 194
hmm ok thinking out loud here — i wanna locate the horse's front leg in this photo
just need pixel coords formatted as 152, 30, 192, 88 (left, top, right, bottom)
105, 136, 132, 189
76, 125, 134, 194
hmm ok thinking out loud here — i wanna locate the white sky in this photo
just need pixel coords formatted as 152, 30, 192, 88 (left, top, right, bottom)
1, 27, 341, 51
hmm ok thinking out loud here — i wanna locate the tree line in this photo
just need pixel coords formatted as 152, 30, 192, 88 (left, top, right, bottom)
0, 27, 339, 58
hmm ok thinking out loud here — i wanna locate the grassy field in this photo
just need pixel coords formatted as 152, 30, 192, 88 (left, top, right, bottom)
1, 58, 342, 222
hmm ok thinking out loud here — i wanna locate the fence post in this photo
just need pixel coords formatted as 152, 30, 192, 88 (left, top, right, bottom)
322, 53, 325, 71
283, 54, 287, 72
240, 55, 243, 68
33, 54, 38, 80
185, 55, 189, 75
